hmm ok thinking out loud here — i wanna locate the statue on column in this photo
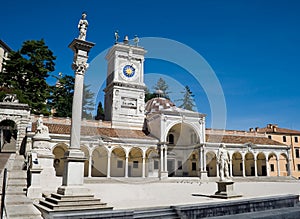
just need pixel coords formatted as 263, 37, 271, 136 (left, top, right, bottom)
78, 12, 88, 40
36, 116, 50, 139
217, 144, 230, 181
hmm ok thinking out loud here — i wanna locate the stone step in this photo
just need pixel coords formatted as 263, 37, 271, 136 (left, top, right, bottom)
40, 199, 107, 210
8, 171, 27, 179
6, 185, 27, 193
45, 196, 102, 205
6, 205, 42, 218
7, 179, 27, 186
50, 193, 96, 201
133, 207, 179, 219
36, 201, 111, 211
5, 195, 33, 205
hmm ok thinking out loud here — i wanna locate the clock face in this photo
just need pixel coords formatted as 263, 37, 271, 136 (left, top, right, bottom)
123, 65, 135, 78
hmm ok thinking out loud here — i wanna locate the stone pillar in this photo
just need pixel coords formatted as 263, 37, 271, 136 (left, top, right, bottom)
159, 144, 168, 179
242, 158, 246, 177
160, 146, 164, 172
199, 146, 208, 180
125, 155, 129, 178
88, 154, 92, 177
142, 154, 146, 178
107, 153, 111, 178
266, 158, 270, 176
164, 146, 168, 172
254, 158, 258, 177
57, 26, 95, 196
229, 159, 233, 177
277, 157, 280, 176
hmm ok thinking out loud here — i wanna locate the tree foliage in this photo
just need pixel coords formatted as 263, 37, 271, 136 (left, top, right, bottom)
82, 84, 95, 119
50, 75, 74, 117
0, 39, 56, 115
177, 86, 195, 111
95, 101, 105, 120
152, 77, 170, 99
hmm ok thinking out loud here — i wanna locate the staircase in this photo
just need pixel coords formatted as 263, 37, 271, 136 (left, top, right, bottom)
133, 207, 179, 219
4, 154, 42, 219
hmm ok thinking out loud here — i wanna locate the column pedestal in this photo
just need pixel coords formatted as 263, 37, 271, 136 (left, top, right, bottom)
211, 181, 242, 199
199, 171, 208, 180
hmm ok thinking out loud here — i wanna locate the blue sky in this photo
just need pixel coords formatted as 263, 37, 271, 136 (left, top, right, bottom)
1, 0, 300, 131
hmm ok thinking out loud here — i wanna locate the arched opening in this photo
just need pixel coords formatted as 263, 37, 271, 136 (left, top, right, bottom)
129, 147, 143, 177
257, 152, 267, 176
245, 152, 255, 176
279, 153, 288, 176
52, 144, 68, 176
167, 134, 174, 145
80, 146, 89, 177
111, 147, 126, 177
146, 148, 159, 177
232, 152, 243, 176
206, 151, 217, 177
92, 146, 108, 177
268, 153, 278, 176
0, 120, 18, 152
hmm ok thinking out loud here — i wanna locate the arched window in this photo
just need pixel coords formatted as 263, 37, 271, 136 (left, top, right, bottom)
168, 134, 174, 144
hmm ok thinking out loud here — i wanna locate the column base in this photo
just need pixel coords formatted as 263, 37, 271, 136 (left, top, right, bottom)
159, 171, 168, 180
199, 171, 208, 180
211, 181, 242, 199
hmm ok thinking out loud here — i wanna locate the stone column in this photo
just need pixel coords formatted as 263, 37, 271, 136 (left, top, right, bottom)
242, 158, 246, 177
142, 153, 146, 178
277, 157, 280, 176
107, 153, 111, 178
254, 158, 258, 177
266, 158, 270, 176
159, 144, 168, 179
229, 159, 233, 177
57, 31, 95, 196
164, 145, 168, 172
216, 162, 219, 178
88, 154, 92, 178
160, 146, 164, 172
125, 155, 129, 178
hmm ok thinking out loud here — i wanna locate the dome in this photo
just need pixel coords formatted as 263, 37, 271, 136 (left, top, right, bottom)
145, 97, 175, 114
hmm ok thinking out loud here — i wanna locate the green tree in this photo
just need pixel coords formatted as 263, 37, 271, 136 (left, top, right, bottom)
152, 77, 170, 99
50, 74, 74, 117
144, 87, 156, 102
82, 84, 95, 119
95, 101, 105, 120
177, 86, 195, 111
0, 39, 56, 115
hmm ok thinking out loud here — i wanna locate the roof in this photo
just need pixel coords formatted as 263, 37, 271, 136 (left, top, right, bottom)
206, 134, 285, 146
145, 97, 175, 114
256, 124, 300, 135
31, 123, 155, 140
0, 40, 12, 52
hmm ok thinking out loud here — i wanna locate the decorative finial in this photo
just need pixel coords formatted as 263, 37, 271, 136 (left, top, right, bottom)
78, 12, 88, 40
123, 35, 129, 45
155, 90, 164, 98
114, 30, 120, 44
133, 35, 139, 46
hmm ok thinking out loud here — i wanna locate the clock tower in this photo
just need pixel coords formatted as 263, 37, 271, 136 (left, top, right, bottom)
104, 36, 146, 130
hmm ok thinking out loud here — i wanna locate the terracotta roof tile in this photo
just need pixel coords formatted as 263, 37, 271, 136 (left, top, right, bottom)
32, 123, 154, 139
206, 134, 285, 146
257, 127, 300, 135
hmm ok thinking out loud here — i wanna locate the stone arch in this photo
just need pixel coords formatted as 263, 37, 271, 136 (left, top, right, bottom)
279, 153, 288, 176
52, 143, 68, 176
80, 146, 89, 177
146, 147, 159, 177
91, 146, 108, 177
268, 152, 278, 176
257, 152, 267, 176
128, 147, 143, 177
245, 152, 255, 176
232, 151, 243, 176
111, 147, 126, 177
0, 119, 18, 152
165, 122, 199, 146
206, 151, 217, 177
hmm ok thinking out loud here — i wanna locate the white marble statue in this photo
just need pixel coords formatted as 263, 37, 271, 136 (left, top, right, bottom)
36, 116, 49, 136
78, 12, 88, 40
217, 143, 230, 181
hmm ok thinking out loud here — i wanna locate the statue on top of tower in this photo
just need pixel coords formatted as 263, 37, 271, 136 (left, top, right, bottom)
114, 30, 120, 44
78, 12, 88, 40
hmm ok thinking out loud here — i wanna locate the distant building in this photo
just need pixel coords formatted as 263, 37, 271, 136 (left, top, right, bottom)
254, 124, 300, 179
0, 39, 11, 73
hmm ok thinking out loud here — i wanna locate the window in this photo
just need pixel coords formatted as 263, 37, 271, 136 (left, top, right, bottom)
296, 148, 300, 158
283, 136, 287, 142
239, 163, 243, 171
295, 137, 299, 143
298, 164, 300, 171
117, 160, 123, 168
268, 135, 272, 139
168, 134, 174, 144
154, 160, 159, 169
192, 154, 196, 160
133, 161, 138, 168
177, 161, 182, 170
192, 162, 197, 171
270, 164, 275, 172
